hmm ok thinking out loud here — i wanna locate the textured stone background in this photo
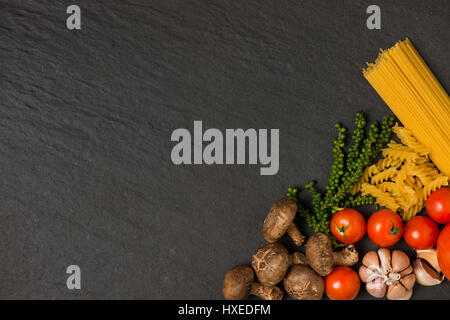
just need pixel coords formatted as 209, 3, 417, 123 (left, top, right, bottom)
0, 0, 449, 299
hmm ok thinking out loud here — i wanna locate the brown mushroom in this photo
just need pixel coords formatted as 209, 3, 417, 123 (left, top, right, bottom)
222, 265, 284, 300
251, 242, 306, 286
359, 248, 415, 300
305, 232, 359, 276
263, 198, 305, 246
283, 265, 324, 300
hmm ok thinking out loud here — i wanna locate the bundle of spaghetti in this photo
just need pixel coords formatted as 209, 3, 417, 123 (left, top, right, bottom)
353, 125, 448, 221
363, 38, 450, 177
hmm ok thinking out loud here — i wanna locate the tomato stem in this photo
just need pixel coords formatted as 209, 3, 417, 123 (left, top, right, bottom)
335, 222, 350, 240
389, 220, 402, 235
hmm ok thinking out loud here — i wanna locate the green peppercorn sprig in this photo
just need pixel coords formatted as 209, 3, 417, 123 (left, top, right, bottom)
325, 124, 346, 197
287, 112, 395, 247
327, 115, 394, 208
336, 195, 375, 213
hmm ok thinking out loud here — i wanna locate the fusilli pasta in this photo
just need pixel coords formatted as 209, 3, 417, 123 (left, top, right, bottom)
352, 124, 448, 221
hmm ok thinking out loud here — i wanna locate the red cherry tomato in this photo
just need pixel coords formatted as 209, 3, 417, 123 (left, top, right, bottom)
325, 266, 360, 300
367, 209, 403, 247
403, 216, 439, 249
437, 224, 450, 280
330, 209, 366, 244
426, 187, 450, 224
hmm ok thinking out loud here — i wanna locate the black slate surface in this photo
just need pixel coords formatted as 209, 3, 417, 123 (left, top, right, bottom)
0, 0, 449, 299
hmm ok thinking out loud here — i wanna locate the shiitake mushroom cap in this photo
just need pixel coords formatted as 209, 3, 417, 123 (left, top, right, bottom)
252, 242, 291, 286
283, 265, 324, 300
222, 265, 254, 300
305, 233, 334, 276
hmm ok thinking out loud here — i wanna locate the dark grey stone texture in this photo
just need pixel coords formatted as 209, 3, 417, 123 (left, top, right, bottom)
0, 0, 449, 299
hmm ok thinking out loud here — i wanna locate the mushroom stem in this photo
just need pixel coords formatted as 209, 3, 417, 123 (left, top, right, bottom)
287, 223, 305, 246
333, 244, 359, 266
250, 282, 284, 300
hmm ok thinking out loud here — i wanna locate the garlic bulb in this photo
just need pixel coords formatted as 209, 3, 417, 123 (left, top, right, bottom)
359, 248, 415, 300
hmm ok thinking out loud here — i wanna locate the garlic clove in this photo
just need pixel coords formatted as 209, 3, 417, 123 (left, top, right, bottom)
378, 248, 392, 273
413, 258, 444, 286
391, 250, 411, 273
417, 249, 441, 273
359, 265, 378, 283
362, 250, 380, 269
399, 265, 413, 277
386, 282, 412, 300
399, 289, 413, 300
366, 277, 387, 298
399, 273, 415, 290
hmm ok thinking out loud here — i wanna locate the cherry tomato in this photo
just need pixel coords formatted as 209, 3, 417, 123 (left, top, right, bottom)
426, 187, 450, 224
437, 224, 450, 280
403, 216, 439, 249
367, 209, 403, 247
330, 209, 366, 244
325, 266, 360, 300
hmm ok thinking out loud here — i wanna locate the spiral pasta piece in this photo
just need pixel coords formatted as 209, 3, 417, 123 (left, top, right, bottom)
392, 125, 430, 157
361, 183, 400, 211
371, 167, 398, 185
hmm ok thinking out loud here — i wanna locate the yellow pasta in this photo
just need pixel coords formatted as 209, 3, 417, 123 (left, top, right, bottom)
363, 38, 450, 177
361, 183, 400, 211
396, 164, 410, 182
392, 125, 430, 156
371, 167, 398, 185
382, 148, 419, 162
423, 175, 449, 199
406, 163, 440, 184
387, 140, 412, 152
356, 125, 449, 220
375, 157, 403, 171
